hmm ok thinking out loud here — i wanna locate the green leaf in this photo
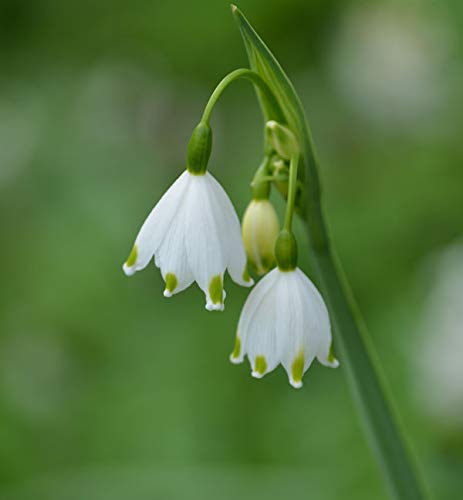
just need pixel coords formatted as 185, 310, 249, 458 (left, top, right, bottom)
232, 5, 427, 500
230, 6, 303, 132
231, 4, 327, 240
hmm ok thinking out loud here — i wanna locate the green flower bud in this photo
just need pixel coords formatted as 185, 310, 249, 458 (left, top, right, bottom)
187, 122, 212, 175
242, 199, 280, 275
275, 229, 298, 271
266, 121, 299, 160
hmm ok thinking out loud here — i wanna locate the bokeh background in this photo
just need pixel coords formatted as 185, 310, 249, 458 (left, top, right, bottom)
1, 0, 462, 498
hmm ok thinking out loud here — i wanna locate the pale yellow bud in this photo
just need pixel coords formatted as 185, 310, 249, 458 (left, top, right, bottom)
242, 199, 280, 275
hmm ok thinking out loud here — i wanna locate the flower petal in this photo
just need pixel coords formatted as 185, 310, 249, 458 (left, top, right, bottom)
122, 171, 191, 276
231, 268, 278, 364
243, 278, 280, 378
276, 270, 314, 388
155, 191, 194, 297
184, 174, 227, 310
206, 173, 253, 287
295, 268, 338, 368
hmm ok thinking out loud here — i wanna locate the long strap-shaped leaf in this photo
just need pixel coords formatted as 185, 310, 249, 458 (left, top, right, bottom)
232, 5, 427, 500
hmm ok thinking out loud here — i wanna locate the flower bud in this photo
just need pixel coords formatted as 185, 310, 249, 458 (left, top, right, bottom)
266, 121, 299, 160
242, 199, 280, 275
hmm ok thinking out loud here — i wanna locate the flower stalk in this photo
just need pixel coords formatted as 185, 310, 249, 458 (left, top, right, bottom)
283, 153, 299, 232
200, 68, 285, 125
250, 156, 272, 200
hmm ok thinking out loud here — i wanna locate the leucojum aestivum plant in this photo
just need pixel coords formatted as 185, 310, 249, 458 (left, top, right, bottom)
122, 6, 427, 500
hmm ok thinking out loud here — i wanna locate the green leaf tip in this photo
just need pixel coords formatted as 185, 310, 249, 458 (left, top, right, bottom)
230, 4, 310, 207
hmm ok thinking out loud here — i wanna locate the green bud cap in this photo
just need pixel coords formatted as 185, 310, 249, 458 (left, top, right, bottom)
266, 121, 299, 160
275, 229, 298, 271
187, 122, 212, 175
251, 157, 271, 200
251, 176, 270, 200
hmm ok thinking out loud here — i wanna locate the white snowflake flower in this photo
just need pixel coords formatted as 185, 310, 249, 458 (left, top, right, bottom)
230, 266, 338, 388
122, 170, 253, 310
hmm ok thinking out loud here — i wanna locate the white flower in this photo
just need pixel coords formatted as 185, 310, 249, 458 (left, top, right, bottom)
122, 170, 253, 310
230, 267, 338, 388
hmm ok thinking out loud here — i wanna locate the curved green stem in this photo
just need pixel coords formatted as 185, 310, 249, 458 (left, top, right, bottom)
283, 153, 299, 231
250, 156, 271, 199
201, 68, 285, 124
251, 173, 288, 184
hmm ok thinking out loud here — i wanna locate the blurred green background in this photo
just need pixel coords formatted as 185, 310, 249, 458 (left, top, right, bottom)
1, 0, 462, 498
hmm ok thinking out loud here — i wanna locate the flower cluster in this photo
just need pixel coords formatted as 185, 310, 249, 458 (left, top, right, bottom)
122, 92, 338, 388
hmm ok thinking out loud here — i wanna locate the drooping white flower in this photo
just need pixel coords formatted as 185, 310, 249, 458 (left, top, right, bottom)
122, 170, 253, 310
230, 267, 338, 388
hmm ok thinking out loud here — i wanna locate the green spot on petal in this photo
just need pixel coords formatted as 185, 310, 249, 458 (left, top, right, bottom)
125, 245, 138, 267
209, 275, 223, 304
242, 267, 251, 283
255, 355, 267, 375
291, 351, 304, 384
165, 273, 178, 293
327, 343, 336, 363
231, 337, 241, 359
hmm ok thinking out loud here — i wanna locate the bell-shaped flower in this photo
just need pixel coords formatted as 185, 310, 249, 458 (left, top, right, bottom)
122, 169, 253, 310
230, 266, 339, 388
242, 199, 280, 276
